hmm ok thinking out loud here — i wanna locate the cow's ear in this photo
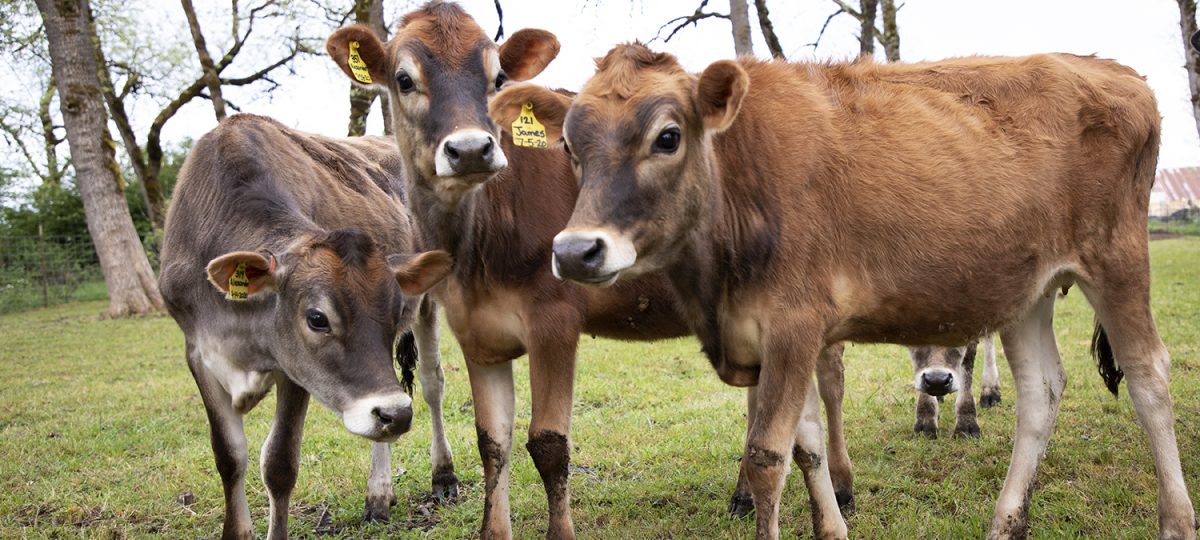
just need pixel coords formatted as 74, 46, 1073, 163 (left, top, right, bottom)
499, 29, 560, 81
388, 250, 453, 296
695, 60, 749, 132
327, 25, 389, 88
206, 252, 277, 301
489, 83, 572, 142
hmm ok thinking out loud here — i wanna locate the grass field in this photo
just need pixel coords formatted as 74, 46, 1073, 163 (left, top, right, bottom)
1, 238, 1198, 539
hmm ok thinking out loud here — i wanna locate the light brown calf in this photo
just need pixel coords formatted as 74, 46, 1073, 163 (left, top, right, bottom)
495, 45, 1196, 539
159, 114, 453, 539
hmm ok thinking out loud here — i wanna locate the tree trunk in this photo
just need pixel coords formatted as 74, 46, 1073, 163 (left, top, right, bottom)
879, 0, 900, 62
728, 0, 754, 57
1180, 0, 1200, 143
859, 0, 878, 58
34, 0, 164, 317
753, 0, 784, 59
181, 0, 227, 121
348, 0, 390, 136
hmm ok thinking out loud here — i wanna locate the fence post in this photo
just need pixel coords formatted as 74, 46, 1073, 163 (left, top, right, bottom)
38, 224, 48, 308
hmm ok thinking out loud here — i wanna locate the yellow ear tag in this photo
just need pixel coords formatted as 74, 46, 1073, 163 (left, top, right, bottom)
512, 102, 548, 148
348, 41, 373, 84
227, 262, 250, 301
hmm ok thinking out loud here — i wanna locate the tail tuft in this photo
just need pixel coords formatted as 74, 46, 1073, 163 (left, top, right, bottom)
396, 330, 418, 396
1091, 323, 1123, 397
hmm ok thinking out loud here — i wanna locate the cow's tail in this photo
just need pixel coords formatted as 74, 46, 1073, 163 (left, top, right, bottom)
396, 330, 418, 396
1091, 322, 1123, 397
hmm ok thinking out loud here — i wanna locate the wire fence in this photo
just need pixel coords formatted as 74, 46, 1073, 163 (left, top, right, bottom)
0, 229, 105, 313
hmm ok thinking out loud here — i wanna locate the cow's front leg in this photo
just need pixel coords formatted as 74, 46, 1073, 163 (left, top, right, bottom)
415, 296, 458, 500
979, 334, 1002, 407
262, 375, 309, 539
728, 387, 756, 518
525, 306, 580, 539
467, 359, 516, 539
187, 346, 253, 540
913, 391, 940, 439
953, 342, 981, 438
364, 442, 396, 521
747, 328, 846, 540
816, 343, 853, 510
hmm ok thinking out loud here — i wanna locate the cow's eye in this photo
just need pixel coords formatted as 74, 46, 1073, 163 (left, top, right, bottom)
653, 127, 681, 154
306, 308, 331, 333
562, 139, 573, 159
494, 71, 508, 90
396, 71, 415, 93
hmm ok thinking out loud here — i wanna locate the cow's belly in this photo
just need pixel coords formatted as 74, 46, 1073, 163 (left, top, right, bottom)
439, 281, 527, 364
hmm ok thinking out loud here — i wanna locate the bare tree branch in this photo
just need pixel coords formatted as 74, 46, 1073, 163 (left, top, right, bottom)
493, 0, 503, 42
806, 7, 846, 51
753, 0, 784, 58
653, 0, 729, 44
181, 0, 227, 120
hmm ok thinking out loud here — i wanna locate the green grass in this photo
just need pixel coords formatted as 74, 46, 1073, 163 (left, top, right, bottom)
1150, 220, 1200, 237
1, 238, 1198, 538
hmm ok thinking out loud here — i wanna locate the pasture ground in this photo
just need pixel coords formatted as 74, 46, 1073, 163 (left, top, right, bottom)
1, 238, 1198, 539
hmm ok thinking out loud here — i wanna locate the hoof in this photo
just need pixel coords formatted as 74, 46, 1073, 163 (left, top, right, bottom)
914, 421, 938, 440
432, 468, 460, 503
362, 494, 395, 522
953, 422, 982, 439
835, 489, 855, 513
980, 389, 1001, 408
727, 492, 754, 519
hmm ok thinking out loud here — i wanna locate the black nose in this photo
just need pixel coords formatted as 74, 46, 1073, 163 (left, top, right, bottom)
921, 371, 954, 396
443, 136, 495, 175
372, 405, 413, 435
553, 235, 608, 281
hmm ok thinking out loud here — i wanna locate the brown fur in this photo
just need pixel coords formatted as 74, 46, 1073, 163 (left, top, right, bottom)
542, 42, 1193, 539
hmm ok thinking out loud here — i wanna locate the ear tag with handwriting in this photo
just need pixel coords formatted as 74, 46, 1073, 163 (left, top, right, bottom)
348, 41, 373, 84
228, 262, 250, 301
512, 102, 548, 148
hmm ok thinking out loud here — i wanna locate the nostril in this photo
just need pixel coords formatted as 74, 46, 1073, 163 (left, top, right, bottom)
444, 142, 460, 160
581, 238, 606, 266
371, 407, 393, 424
481, 138, 494, 157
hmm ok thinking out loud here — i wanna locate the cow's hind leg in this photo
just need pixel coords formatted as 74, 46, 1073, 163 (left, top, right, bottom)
187, 342, 254, 540
262, 375, 309, 538
988, 295, 1064, 539
979, 334, 1002, 407
415, 297, 458, 501
816, 344, 854, 510
953, 342, 981, 438
1082, 278, 1196, 539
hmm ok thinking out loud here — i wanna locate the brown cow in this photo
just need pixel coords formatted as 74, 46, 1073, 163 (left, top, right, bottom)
494, 45, 1196, 539
159, 114, 453, 539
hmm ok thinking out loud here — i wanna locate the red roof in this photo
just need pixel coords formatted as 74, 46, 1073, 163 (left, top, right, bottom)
1154, 167, 1200, 201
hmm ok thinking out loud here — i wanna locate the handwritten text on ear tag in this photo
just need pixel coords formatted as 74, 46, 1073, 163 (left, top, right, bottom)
348, 41, 373, 84
228, 262, 249, 301
512, 102, 548, 148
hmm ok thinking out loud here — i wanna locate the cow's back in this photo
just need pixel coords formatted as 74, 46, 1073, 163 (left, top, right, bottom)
159, 114, 416, 323
717, 55, 1159, 344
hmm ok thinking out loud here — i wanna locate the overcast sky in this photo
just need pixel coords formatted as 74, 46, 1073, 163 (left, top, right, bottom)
149, 0, 1200, 172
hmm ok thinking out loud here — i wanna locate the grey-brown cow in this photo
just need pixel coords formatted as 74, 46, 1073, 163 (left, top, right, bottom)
910, 335, 1000, 439
159, 114, 453, 539
496, 44, 1195, 539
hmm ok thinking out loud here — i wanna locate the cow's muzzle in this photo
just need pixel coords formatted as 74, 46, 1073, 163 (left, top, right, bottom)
435, 129, 507, 178
551, 229, 635, 287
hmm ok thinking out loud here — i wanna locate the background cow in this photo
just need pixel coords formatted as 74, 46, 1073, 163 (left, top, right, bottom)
159, 114, 453, 539
910, 335, 1000, 439
494, 44, 1194, 539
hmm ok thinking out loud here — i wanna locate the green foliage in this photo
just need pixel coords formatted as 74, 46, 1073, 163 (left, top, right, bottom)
0, 238, 1197, 538
0, 182, 88, 240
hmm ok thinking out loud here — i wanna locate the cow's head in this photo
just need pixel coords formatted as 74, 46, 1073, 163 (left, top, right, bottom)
206, 229, 451, 442
492, 42, 747, 286
908, 345, 970, 397
327, 1, 559, 205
